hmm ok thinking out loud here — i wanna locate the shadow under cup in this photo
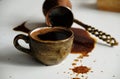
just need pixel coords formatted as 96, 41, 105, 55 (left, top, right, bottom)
14, 27, 74, 65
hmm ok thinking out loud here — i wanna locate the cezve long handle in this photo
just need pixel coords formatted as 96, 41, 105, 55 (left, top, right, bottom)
74, 19, 118, 46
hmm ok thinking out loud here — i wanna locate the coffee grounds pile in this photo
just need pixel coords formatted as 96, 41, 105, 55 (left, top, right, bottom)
72, 65, 91, 74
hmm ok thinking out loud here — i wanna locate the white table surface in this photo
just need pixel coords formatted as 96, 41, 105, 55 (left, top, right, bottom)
0, 0, 120, 79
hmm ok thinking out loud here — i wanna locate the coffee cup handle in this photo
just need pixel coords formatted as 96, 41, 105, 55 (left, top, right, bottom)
13, 34, 31, 55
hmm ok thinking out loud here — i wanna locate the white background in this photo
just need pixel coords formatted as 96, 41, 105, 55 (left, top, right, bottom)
0, 0, 120, 79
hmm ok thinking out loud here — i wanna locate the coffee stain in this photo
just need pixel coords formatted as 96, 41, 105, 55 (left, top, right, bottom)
72, 65, 91, 74
13, 21, 30, 33
68, 28, 96, 79
70, 53, 92, 79
71, 28, 96, 57
69, 64, 91, 79
13, 21, 47, 34
72, 78, 80, 79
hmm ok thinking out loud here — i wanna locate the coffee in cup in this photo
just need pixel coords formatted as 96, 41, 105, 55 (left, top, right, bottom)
13, 27, 74, 65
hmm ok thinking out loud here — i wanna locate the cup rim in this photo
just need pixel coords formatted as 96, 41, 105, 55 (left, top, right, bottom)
29, 27, 74, 44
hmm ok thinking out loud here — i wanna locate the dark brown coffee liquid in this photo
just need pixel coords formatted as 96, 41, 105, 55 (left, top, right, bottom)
48, 6, 73, 28
13, 22, 30, 33
71, 28, 96, 55
37, 30, 71, 41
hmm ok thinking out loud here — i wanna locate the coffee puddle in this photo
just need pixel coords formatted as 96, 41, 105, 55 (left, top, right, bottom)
71, 28, 96, 58
13, 21, 30, 33
71, 65, 91, 74
69, 56, 91, 79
